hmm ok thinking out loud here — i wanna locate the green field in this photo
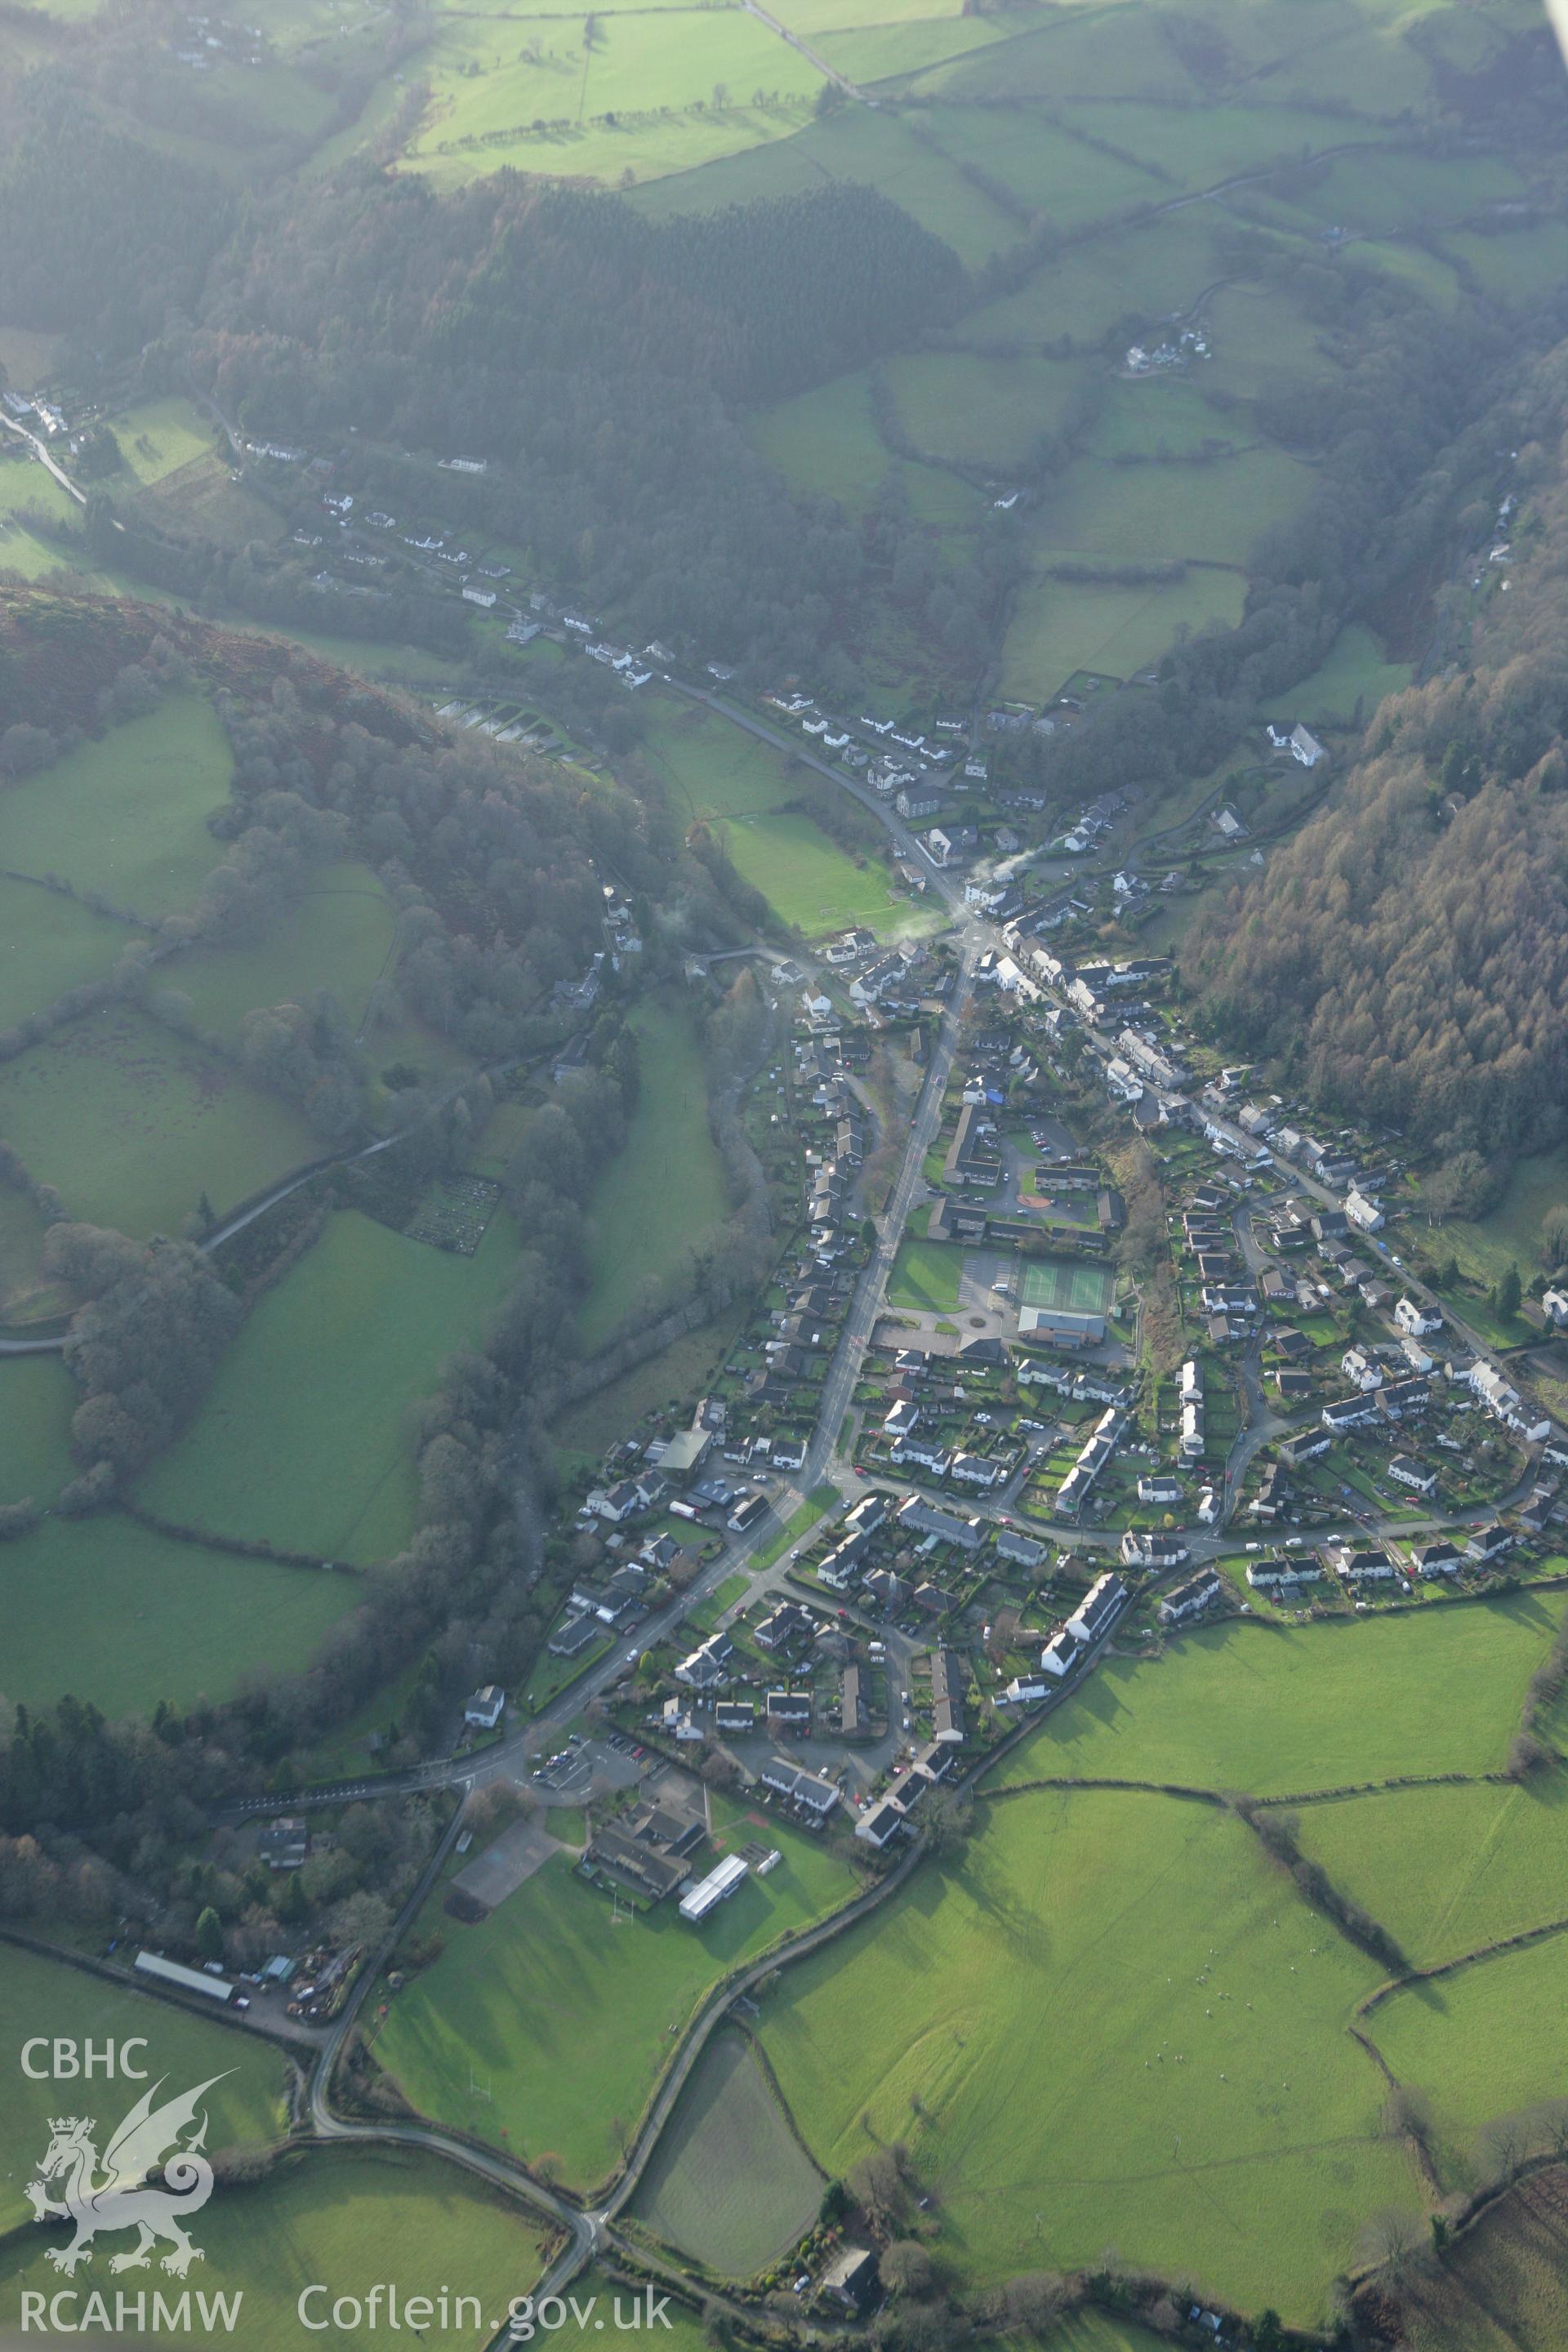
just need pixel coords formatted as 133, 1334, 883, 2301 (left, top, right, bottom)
0, 1943, 288, 2230
404, 8, 822, 190
998, 568, 1246, 702
1019, 1253, 1116, 1315
721, 809, 904, 935
883, 350, 1090, 470
631, 102, 1022, 268
1030, 448, 1312, 570
464, 1098, 535, 1182
1058, 97, 1382, 192
375, 1799, 858, 2192
0, 1005, 315, 1240
760, 1786, 1410, 2322
1085, 378, 1246, 462
927, 102, 1167, 225
964, 206, 1239, 347
0, 2145, 548, 2352
105, 394, 218, 487
1441, 220, 1568, 305
815, 15, 1014, 81
630, 2027, 822, 2274
577, 1001, 729, 1354
0, 696, 232, 917
986, 1597, 1566, 1797
0, 511, 100, 585
0, 461, 83, 541
550, 1304, 746, 1459
1369, 1931, 1568, 2182
0, 1180, 63, 1321
559, 2270, 711, 2352
142, 1209, 515, 1565
1203, 283, 1343, 402
1292, 1775, 1568, 1971
642, 700, 800, 821
1261, 625, 1412, 728
1413, 1148, 1568, 1294
1, 1350, 75, 1503
162, 866, 399, 1049
887, 1236, 964, 1314
0, 1512, 363, 1716
0, 876, 138, 1030
751, 371, 889, 508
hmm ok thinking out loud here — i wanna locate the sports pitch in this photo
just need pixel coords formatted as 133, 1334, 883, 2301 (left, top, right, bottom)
1019, 1254, 1116, 1316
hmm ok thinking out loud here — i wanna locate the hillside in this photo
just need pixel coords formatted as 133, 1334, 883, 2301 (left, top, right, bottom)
1187, 361, 1568, 1166
0, 582, 759, 1735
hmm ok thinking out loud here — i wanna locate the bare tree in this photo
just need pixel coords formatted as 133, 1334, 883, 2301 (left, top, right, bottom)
1360, 2206, 1422, 2284
847, 2148, 904, 2226
1000, 2272, 1067, 2328
1482, 2111, 1530, 2184
880, 2243, 933, 2299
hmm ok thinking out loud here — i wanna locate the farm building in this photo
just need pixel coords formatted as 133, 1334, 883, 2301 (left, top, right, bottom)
820, 2251, 880, 2312
134, 1952, 238, 2004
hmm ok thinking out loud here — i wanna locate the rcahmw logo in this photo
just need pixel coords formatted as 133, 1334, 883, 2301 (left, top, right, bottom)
18, 2038, 243, 2333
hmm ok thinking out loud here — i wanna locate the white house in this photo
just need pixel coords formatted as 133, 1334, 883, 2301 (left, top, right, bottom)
1394, 1297, 1442, 1338
1345, 1188, 1383, 1232
1545, 1288, 1568, 1327
1158, 1568, 1222, 1625
1065, 1571, 1128, 1646
1138, 1475, 1184, 1506
1341, 1345, 1383, 1392
1290, 724, 1326, 768
1120, 1530, 1189, 1569
1471, 1361, 1551, 1441
1388, 1454, 1437, 1494
1040, 1629, 1078, 1678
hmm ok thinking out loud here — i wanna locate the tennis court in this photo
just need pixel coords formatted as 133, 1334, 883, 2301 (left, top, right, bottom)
1019, 1255, 1116, 1316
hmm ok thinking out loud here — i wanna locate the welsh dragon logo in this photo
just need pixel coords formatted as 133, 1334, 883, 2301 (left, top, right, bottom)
25, 2074, 232, 2277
